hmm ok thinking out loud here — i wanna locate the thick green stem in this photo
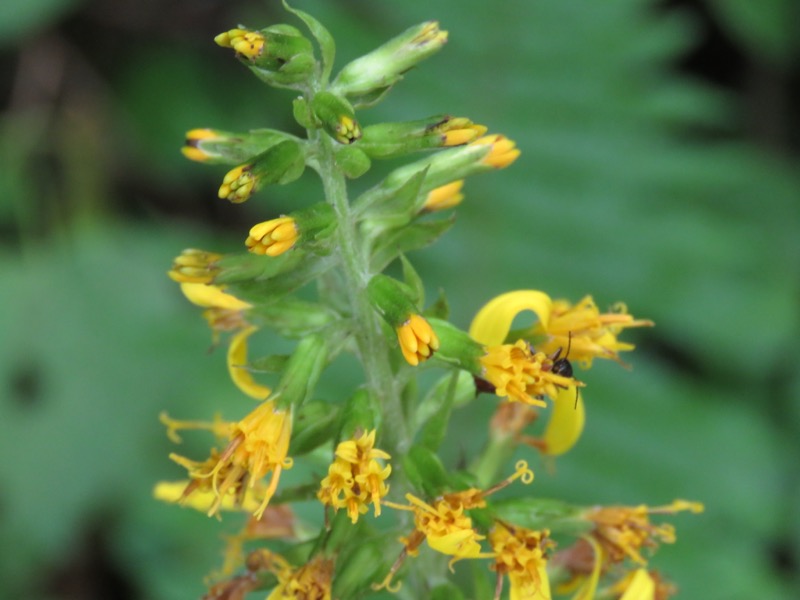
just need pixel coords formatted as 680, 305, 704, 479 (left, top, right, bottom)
471, 430, 517, 489
315, 133, 410, 455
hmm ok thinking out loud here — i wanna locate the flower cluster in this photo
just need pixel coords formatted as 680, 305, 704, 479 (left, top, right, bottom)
156, 6, 701, 599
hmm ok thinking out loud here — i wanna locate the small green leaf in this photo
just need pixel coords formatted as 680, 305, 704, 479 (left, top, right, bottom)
370, 216, 455, 273
289, 400, 339, 455
400, 255, 424, 306
404, 445, 451, 497
282, 0, 335, 84
492, 497, 591, 537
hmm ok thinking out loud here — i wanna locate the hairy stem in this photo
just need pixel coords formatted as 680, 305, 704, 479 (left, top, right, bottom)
315, 132, 410, 455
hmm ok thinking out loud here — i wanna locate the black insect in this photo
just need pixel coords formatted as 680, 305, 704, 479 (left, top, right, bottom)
547, 332, 580, 409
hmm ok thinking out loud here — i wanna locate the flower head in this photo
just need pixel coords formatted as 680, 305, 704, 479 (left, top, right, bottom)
396, 314, 440, 366
215, 28, 266, 61
480, 339, 581, 407
219, 164, 257, 203
168, 400, 294, 519
246, 217, 299, 256
317, 429, 392, 523
490, 523, 553, 600
423, 180, 464, 212
472, 134, 521, 168
267, 556, 333, 600
168, 248, 222, 283
585, 500, 704, 566
335, 115, 361, 144
181, 129, 221, 162
533, 295, 654, 367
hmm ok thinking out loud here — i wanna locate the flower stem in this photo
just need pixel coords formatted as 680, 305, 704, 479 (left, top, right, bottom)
315, 133, 410, 455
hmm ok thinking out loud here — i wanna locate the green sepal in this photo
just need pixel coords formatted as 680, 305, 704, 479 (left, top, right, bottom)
369, 216, 455, 274
415, 371, 476, 450
383, 141, 492, 195
272, 334, 330, 411
282, 0, 335, 85
334, 145, 371, 179
225, 254, 337, 302
337, 388, 381, 443
292, 96, 314, 129
332, 537, 392, 598
183, 128, 296, 165
400, 255, 424, 307
356, 115, 480, 159
249, 354, 290, 373
248, 296, 338, 338
353, 167, 427, 223
431, 583, 466, 600
293, 202, 337, 245
249, 139, 306, 186
311, 91, 361, 144
425, 288, 450, 321
289, 400, 339, 455
241, 25, 316, 89
427, 318, 485, 372
404, 445, 451, 497
492, 497, 592, 537
332, 21, 447, 104
366, 274, 418, 328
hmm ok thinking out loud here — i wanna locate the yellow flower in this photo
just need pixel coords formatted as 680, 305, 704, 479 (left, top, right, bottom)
442, 120, 488, 146
469, 289, 649, 455
180, 281, 251, 311
246, 217, 299, 256
490, 523, 553, 600
608, 569, 660, 600
219, 164, 257, 203
585, 500, 704, 566
267, 556, 333, 600
472, 134, 521, 168
317, 429, 392, 523
479, 339, 581, 407
215, 28, 266, 61
153, 479, 268, 514
533, 295, 654, 367
335, 115, 361, 144
423, 180, 465, 211
167, 248, 222, 283
376, 461, 533, 592
181, 128, 220, 162
396, 314, 440, 366
168, 400, 294, 519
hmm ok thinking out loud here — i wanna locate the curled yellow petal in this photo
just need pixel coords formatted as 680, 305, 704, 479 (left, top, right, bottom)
469, 290, 552, 345
619, 569, 656, 600
180, 282, 252, 310
571, 536, 602, 600
227, 326, 271, 400
542, 386, 586, 456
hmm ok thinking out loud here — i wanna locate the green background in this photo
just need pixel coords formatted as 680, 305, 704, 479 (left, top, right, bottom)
1, 0, 798, 598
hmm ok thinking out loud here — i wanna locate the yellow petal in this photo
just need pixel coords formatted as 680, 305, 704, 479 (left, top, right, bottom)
542, 386, 585, 456
571, 537, 602, 600
227, 326, 271, 400
180, 282, 252, 310
469, 290, 552, 345
619, 569, 655, 600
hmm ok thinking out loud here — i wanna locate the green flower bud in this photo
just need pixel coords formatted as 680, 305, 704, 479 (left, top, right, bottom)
215, 25, 316, 88
311, 91, 361, 144
292, 96, 315, 129
427, 317, 485, 371
181, 128, 296, 165
366, 274, 418, 328
332, 21, 448, 104
218, 140, 305, 203
334, 145, 371, 178
357, 115, 487, 159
